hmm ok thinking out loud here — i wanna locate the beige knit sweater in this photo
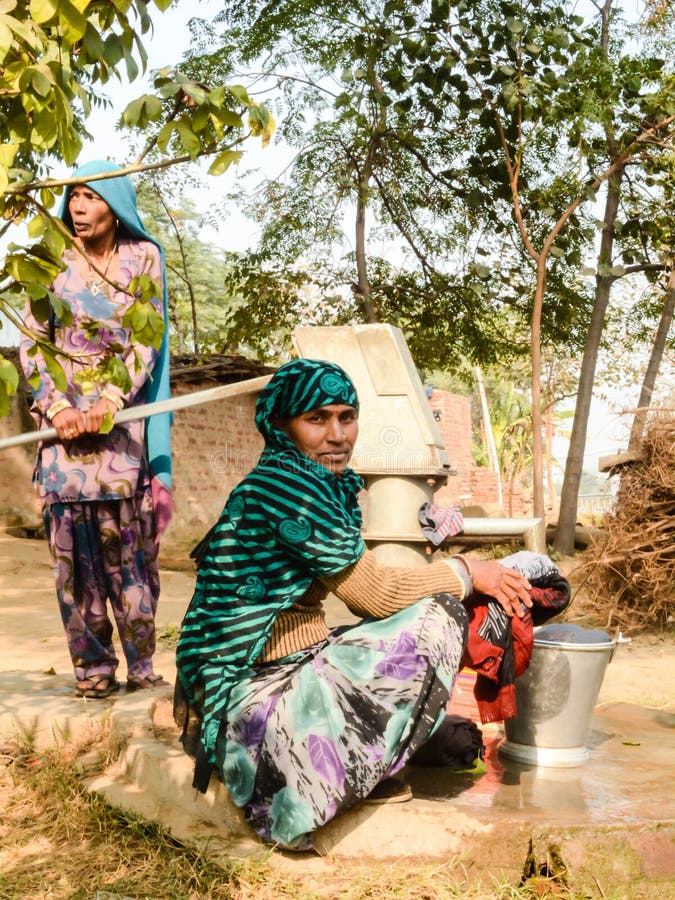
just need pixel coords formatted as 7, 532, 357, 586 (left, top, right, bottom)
259, 548, 465, 662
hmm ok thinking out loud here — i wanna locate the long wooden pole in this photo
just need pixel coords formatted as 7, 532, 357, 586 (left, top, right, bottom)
0, 374, 273, 451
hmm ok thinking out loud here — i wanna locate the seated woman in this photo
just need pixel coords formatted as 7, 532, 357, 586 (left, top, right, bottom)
174, 358, 532, 850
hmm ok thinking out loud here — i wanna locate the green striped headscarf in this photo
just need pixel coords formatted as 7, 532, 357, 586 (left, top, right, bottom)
176, 358, 365, 768
255, 357, 359, 449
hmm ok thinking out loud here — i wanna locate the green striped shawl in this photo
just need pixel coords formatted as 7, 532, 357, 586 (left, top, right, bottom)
176, 359, 365, 760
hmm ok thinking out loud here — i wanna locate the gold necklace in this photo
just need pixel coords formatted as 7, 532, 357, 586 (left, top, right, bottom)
85, 243, 117, 296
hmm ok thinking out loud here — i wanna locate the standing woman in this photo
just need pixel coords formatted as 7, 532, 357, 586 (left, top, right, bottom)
20, 160, 172, 698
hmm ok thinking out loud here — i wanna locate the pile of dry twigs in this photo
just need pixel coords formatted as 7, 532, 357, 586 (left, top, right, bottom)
576, 413, 674, 634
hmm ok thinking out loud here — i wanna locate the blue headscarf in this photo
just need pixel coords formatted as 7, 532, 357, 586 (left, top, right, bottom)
58, 160, 172, 491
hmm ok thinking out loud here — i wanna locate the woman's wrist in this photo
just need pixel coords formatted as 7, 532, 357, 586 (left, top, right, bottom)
101, 387, 124, 411
447, 554, 473, 598
46, 399, 72, 421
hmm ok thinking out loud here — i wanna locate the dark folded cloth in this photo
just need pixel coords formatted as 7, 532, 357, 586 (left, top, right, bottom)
418, 502, 464, 547
410, 714, 485, 768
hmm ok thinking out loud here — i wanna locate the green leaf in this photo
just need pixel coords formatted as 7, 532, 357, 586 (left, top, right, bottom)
81, 22, 104, 60
58, 0, 87, 42
227, 84, 251, 106
27, 215, 46, 239
183, 83, 209, 105
123, 97, 144, 126
123, 44, 139, 83
25, 293, 50, 322
207, 149, 243, 176
0, 378, 13, 417
0, 142, 18, 191
26, 283, 48, 303
212, 107, 244, 128
506, 17, 524, 34
43, 349, 68, 393
31, 65, 53, 97
123, 94, 163, 128
6, 253, 60, 285
42, 225, 67, 260
40, 187, 57, 208
502, 81, 519, 108
175, 119, 201, 159
131, 303, 149, 332
122, 295, 165, 350
0, 20, 13, 63
156, 121, 175, 154
98, 409, 115, 434
152, 0, 173, 11
48, 290, 73, 328
104, 356, 132, 394
0, 355, 19, 394
208, 85, 226, 106
28, 370, 42, 393
103, 33, 124, 66
143, 95, 163, 120
28, 0, 57, 25
30, 108, 59, 150
158, 80, 182, 98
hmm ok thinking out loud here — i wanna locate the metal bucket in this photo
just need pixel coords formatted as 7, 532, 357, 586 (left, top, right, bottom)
499, 624, 615, 767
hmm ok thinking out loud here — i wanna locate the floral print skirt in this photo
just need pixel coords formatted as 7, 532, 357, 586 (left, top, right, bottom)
43, 488, 160, 682
216, 593, 468, 849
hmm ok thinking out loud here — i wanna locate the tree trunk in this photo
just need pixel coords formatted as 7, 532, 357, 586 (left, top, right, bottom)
475, 365, 503, 508
628, 266, 675, 452
353, 72, 386, 326
545, 397, 558, 516
554, 166, 625, 555
530, 258, 546, 520
156, 188, 200, 354
354, 175, 377, 323
554, 0, 621, 555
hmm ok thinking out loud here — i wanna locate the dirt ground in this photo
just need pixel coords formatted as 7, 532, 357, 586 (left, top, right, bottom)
1, 530, 673, 709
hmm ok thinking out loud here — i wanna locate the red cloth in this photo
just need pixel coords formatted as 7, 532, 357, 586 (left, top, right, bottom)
461, 579, 571, 724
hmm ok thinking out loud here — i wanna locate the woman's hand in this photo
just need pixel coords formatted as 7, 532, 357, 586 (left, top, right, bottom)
52, 407, 85, 442
82, 397, 117, 434
469, 558, 532, 618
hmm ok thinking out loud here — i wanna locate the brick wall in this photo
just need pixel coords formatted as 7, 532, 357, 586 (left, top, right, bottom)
426, 390, 474, 507
166, 382, 264, 544
425, 387, 529, 516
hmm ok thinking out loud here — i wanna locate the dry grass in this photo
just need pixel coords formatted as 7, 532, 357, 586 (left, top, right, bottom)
571, 414, 675, 635
0, 728, 292, 900
0, 731, 587, 900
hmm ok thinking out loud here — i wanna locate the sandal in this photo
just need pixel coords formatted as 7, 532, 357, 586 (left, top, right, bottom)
75, 674, 120, 699
126, 673, 169, 692
363, 778, 413, 805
